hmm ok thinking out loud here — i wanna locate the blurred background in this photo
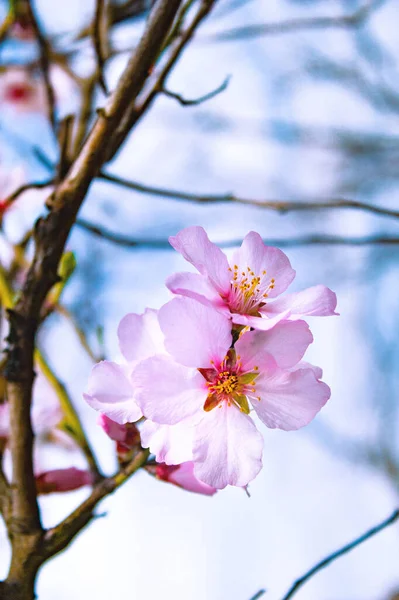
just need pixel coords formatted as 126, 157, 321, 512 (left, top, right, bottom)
0, 0, 398, 598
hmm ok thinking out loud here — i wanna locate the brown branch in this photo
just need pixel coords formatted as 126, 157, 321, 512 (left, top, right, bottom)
280, 508, 399, 600
98, 171, 399, 221
205, 0, 383, 43
1, 180, 54, 214
92, 0, 109, 94
76, 0, 156, 40
75, 220, 399, 248
162, 75, 230, 106
3, 0, 184, 579
26, 0, 57, 131
107, 0, 219, 159
43, 449, 149, 559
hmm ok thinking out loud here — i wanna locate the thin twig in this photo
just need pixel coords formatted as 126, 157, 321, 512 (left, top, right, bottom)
75, 220, 399, 248
162, 75, 230, 106
26, 0, 57, 131
92, 0, 109, 94
280, 508, 399, 600
205, 0, 383, 43
98, 171, 399, 220
1, 180, 54, 213
249, 590, 266, 600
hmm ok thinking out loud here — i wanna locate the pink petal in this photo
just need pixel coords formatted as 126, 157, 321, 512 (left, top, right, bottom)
118, 308, 164, 363
253, 366, 330, 431
235, 321, 313, 370
98, 414, 128, 443
192, 403, 263, 489
140, 420, 194, 465
132, 355, 207, 425
231, 232, 296, 297
264, 285, 338, 318
166, 271, 228, 312
36, 468, 93, 494
83, 360, 142, 424
231, 310, 291, 331
157, 462, 217, 496
159, 297, 232, 368
169, 226, 231, 294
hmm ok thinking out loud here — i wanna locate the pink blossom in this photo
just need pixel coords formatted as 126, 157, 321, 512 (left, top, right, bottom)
132, 297, 330, 489
84, 308, 164, 424
167, 227, 338, 330
36, 467, 94, 494
154, 462, 217, 496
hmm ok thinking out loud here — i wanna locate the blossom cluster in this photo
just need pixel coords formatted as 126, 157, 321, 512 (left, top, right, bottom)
84, 227, 337, 492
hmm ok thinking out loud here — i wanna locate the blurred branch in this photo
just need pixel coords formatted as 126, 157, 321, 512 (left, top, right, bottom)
99, 171, 399, 220
92, 0, 109, 94
1, 180, 54, 213
162, 75, 230, 106
280, 508, 399, 600
75, 220, 399, 248
77, 0, 156, 40
54, 304, 100, 363
43, 449, 149, 559
249, 590, 266, 600
205, 0, 384, 43
26, 0, 57, 131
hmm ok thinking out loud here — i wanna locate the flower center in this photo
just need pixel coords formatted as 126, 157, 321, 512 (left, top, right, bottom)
198, 351, 260, 414
225, 264, 275, 315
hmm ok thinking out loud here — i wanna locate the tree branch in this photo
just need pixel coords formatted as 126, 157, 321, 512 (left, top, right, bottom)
98, 171, 399, 220
205, 0, 383, 43
26, 0, 57, 131
162, 75, 230, 106
280, 508, 399, 600
75, 220, 399, 248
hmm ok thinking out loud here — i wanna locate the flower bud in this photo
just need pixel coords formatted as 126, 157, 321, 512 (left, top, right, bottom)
36, 467, 93, 494
153, 462, 217, 496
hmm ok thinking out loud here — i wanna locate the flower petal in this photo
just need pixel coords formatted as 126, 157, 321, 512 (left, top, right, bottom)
118, 308, 164, 363
192, 403, 263, 489
140, 420, 194, 465
166, 271, 228, 312
83, 361, 142, 424
132, 355, 207, 425
235, 320, 313, 370
264, 285, 338, 318
169, 226, 231, 293
231, 310, 290, 331
159, 297, 232, 368
158, 462, 217, 496
231, 232, 296, 297
253, 367, 330, 431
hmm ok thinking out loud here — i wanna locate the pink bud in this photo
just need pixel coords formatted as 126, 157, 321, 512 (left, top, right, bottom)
98, 414, 140, 451
155, 462, 217, 496
36, 468, 94, 494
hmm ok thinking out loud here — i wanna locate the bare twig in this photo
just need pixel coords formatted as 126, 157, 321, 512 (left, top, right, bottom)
162, 75, 230, 106
26, 0, 57, 131
75, 220, 399, 248
98, 171, 399, 220
92, 0, 109, 94
280, 508, 399, 600
249, 590, 266, 600
205, 0, 383, 43
0, 180, 54, 214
